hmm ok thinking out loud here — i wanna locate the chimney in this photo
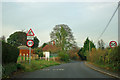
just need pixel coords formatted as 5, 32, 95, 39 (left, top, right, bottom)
53, 41, 55, 45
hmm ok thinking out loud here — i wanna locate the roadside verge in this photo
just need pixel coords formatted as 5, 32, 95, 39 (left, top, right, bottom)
85, 62, 120, 79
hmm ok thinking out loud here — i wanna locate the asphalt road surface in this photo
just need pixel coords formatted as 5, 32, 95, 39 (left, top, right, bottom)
13, 61, 111, 78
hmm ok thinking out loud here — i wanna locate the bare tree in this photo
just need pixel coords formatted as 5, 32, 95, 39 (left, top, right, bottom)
0, 36, 6, 42
98, 39, 105, 49
50, 24, 76, 51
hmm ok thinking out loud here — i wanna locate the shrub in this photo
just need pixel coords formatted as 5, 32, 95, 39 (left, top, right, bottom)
34, 48, 43, 58
2, 63, 17, 78
2, 41, 19, 64
58, 52, 69, 62
38, 51, 43, 57
69, 53, 79, 60
55, 57, 60, 61
16, 63, 25, 70
87, 44, 120, 71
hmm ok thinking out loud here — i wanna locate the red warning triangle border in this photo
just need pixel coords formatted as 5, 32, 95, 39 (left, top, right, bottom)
27, 28, 35, 36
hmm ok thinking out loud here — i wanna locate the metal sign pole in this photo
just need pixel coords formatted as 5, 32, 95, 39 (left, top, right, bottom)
27, 29, 34, 64
29, 47, 31, 64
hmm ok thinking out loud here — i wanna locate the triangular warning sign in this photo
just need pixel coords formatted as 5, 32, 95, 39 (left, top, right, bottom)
27, 29, 35, 36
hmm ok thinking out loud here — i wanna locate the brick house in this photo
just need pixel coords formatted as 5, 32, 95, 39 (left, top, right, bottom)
18, 45, 34, 56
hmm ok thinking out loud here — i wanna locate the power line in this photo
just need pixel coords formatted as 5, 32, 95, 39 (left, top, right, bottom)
97, 3, 120, 41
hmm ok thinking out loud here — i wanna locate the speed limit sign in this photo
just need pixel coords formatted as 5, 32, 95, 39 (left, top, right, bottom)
27, 40, 34, 47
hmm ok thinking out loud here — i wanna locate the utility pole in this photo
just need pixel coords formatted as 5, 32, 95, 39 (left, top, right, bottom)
89, 41, 90, 52
29, 47, 31, 64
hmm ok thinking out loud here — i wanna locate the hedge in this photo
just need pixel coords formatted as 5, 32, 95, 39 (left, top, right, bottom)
87, 44, 120, 71
2, 41, 19, 64
2, 63, 17, 78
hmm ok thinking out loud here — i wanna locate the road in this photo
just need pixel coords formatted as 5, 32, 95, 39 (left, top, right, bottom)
13, 61, 111, 78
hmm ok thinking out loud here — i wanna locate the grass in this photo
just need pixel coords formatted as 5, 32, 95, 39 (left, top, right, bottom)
2, 60, 61, 78
17, 56, 29, 62
19, 60, 60, 72
87, 61, 120, 74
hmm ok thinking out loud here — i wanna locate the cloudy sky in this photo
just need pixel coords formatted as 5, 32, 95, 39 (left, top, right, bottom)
1, 0, 119, 47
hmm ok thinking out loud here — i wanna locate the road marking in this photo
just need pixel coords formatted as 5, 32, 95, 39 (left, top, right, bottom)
53, 68, 64, 71
42, 68, 64, 71
42, 69, 50, 71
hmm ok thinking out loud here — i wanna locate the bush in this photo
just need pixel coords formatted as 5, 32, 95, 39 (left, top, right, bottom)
2, 63, 17, 78
87, 45, 120, 71
2, 63, 25, 78
34, 48, 43, 58
16, 63, 25, 70
2, 41, 19, 64
38, 52, 43, 57
69, 53, 79, 60
58, 52, 69, 62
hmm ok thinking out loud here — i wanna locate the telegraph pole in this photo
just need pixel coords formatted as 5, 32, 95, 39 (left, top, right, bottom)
89, 41, 90, 52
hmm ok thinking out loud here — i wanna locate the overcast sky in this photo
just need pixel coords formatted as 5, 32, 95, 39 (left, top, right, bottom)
1, 0, 119, 47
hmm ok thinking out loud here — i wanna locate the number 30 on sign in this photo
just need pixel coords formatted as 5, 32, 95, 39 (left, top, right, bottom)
27, 40, 34, 47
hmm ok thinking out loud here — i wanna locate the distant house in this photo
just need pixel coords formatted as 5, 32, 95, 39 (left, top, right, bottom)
41, 41, 60, 57
18, 45, 34, 56
42, 44, 60, 53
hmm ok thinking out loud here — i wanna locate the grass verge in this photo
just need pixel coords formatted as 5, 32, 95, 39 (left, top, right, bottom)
87, 61, 120, 75
17, 60, 60, 72
2, 60, 61, 78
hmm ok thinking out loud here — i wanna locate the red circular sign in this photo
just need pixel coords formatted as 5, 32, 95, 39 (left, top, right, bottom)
109, 41, 117, 48
27, 40, 34, 47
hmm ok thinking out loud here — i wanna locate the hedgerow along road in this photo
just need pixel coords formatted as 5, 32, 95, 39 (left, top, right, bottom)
14, 61, 111, 78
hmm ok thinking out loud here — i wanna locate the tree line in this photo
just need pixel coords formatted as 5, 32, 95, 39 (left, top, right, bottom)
1, 24, 119, 72
50, 24, 119, 71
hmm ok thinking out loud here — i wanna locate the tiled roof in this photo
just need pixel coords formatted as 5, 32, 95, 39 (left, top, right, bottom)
18, 45, 29, 49
42, 44, 59, 52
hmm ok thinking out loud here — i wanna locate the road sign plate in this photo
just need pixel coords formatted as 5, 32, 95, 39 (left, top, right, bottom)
27, 29, 35, 36
109, 41, 117, 48
27, 40, 34, 47
27, 36, 34, 40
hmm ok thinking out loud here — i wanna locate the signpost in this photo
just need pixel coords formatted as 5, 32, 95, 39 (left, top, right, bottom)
109, 41, 117, 48
27, 36, 34, 40
27, 29, 35, 64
